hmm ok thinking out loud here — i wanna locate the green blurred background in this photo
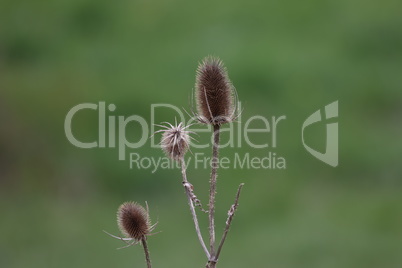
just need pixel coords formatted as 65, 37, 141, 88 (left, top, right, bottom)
1, 0, 401, 267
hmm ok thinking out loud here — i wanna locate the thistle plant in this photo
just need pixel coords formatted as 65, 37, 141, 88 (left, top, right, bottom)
105, 56, 243, 268
194, 56, 243, 268
158, 56, 244, 267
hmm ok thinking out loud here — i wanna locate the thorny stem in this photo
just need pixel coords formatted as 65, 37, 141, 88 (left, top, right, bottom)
180, 158, 211, 259
215, 183, 244, 260
209, 124, 220, 258
141, 237, 152, 268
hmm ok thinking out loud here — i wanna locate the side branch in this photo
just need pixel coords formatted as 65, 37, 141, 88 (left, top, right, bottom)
180, 158, 210, 259
215, 183, 245, 261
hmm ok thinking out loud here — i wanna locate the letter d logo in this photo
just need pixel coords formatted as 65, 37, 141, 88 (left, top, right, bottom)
302, 101, 338, 167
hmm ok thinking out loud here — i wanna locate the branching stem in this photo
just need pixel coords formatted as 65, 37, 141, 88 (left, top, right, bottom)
215, 183, 244, 260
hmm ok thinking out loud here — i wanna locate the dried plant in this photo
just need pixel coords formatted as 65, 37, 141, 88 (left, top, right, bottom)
159, 56, 244, 268
105, 56, 243, 268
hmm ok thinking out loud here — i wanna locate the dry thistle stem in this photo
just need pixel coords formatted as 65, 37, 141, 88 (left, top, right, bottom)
180, 158, 211, 259
156, 122, 210, 258
157, 122, 192, 161
195, 56, 236, 125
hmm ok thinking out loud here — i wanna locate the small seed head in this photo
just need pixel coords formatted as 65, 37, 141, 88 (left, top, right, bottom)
159, 122, 191, 161
117, 202, 151, 241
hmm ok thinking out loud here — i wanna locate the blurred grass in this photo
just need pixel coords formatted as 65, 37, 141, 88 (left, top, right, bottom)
1, 0, 402, 267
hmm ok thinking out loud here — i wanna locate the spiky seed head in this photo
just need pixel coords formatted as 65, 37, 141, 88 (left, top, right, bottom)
117, 202, 150, 241
195, 56, 235, 125
160, 122, 191, 161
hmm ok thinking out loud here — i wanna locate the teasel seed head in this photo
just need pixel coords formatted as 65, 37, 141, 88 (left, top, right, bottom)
195, 56, 236, 125
158, 122, 192, 161
117, 202, 151, 241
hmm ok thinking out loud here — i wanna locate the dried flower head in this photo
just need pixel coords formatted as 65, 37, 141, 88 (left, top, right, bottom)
195, 56, 236, 125
117, 202, 151, 241
157, 122, 192, 161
